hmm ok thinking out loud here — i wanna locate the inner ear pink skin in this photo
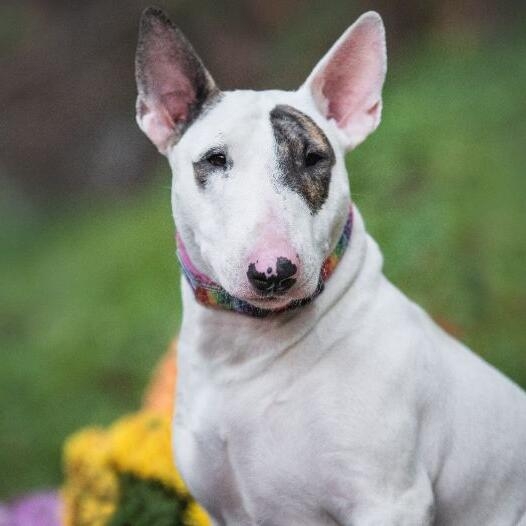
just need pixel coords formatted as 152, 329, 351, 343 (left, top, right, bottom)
138, 80, 197, 152
319, 21, 385, 129
305, 12, 386, 149
160, 89, 194, 123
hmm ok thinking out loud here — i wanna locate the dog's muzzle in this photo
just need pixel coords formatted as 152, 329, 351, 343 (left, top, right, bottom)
175, 204, 353, 317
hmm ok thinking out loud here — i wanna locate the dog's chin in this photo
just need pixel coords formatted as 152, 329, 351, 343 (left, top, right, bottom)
242, 294, 296, 311
229, 282, 319, 311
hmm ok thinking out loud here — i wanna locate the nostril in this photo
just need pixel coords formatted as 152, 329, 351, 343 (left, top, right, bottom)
275, 276, 296, 293
247, 257, 298, 295
275, 257, 297, 280
247, 263, 274, 292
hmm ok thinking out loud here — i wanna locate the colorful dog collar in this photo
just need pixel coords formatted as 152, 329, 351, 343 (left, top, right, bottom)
176, 206, 353, 318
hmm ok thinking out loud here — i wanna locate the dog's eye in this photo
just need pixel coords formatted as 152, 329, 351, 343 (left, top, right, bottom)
207, 153, 227, 167
305, 151, 325, 167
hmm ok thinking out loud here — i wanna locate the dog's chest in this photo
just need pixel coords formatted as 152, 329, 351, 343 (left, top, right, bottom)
174, 370, 336, 525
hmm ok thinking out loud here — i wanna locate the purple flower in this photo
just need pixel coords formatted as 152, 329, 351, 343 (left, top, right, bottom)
1, 491, 61, 526
0, 504, 11, 526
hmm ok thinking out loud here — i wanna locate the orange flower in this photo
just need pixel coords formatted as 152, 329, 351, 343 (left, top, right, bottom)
143, 340, 178, 415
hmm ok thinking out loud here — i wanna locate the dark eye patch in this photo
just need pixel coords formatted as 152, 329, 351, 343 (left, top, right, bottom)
193, 147, 231, 187
270, 104, 335, 213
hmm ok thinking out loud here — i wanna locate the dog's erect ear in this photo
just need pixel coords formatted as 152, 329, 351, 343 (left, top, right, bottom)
135, 7, 218, 154
302, 12, 387, 150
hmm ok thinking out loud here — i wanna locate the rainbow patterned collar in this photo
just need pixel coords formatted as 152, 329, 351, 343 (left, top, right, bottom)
176, 206, 353, 318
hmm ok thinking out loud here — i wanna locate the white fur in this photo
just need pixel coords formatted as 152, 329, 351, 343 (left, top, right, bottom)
137, 11, 526, 525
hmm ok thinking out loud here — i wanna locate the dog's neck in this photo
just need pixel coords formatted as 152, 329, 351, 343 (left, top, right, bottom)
177, 205, 384, 383
176, 206, 354, 318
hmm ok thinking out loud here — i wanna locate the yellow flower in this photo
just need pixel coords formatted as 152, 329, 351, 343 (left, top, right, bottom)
62, 428, 118, 526
64, 427, 110, 471
109, 410, 188, 496
75, 498, 115, 526
61, 345, 214, 525
184, 501, 212, 526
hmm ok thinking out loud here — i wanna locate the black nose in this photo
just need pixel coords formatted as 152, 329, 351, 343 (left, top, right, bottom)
247, 257, 297, 295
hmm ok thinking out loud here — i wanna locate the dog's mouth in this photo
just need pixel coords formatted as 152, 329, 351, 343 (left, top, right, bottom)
240, 271, 319, 308
244, 292, 291, 302
242, 295, 297, 311
249, 295, 280, 302
244, 294, 293, 308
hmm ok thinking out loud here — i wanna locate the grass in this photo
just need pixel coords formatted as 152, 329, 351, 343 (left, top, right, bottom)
1, 185, 181, 498
1, 34, 525, 499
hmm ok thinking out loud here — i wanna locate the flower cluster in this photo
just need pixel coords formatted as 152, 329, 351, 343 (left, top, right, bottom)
62, 342, 210, 526
0, 491, 61, 526
62, 427, 118, 526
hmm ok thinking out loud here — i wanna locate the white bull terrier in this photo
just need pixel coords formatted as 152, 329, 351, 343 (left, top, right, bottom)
135, 7, 526, 525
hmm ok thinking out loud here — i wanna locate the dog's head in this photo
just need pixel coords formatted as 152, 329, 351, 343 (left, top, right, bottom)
135, 8, 386, 310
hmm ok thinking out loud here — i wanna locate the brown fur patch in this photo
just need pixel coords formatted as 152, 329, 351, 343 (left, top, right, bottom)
270, 104, 335, 213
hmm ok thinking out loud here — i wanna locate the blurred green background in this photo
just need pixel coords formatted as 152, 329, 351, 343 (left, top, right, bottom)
1, 0, 525, 500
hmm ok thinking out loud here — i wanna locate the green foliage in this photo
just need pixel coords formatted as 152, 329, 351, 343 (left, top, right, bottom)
0, 185, 180, 498
108, 474, 187, 526
1, 36, 525, 498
